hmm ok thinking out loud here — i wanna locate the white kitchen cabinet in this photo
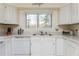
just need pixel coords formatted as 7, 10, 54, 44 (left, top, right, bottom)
31, 36, 55, 56
0, 4, 17, 24
59, 3, 79, 25
55, 36, 79, 56
77, 4, 79, 23
11, 37, 31, 56
55, 37, 65, 56
65, 5, 72, 24
5, 37, 12, 56
4, 5, 11, 24
71, 4, 78, 24
70, 3, 79, 24
11, 7, 17, 24
64, 39, 79, 56
0, 37, 5, 56
31, 37, 41, 56
59, 4, 72, 25
40, 37, 55, 56
0, 4, 5, 23
0, 37, 13, 56
4, 5, 17, 24
59, 6, 66, 25
64, 40, 76, 56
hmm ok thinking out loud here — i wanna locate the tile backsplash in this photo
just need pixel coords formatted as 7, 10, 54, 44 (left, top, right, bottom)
0, 25, 18, 36
59, 24, 79, 36
0, 24, 79, 36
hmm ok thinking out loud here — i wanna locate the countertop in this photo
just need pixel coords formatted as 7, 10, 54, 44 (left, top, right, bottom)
61, 35, 79, 44
0, 34, 79, 44
12, 34, 79, 44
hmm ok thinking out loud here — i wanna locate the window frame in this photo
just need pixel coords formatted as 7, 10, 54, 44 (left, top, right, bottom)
25, 13, 52, 28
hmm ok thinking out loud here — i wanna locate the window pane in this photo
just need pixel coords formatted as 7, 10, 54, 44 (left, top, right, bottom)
39, 14, 52, 28
26, 14, 37, 28
25, 13, 52, 28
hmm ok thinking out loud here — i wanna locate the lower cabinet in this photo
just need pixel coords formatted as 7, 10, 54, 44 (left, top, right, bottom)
31, 37, 41, 56
31, 37, 55, 56
40, 38, 55, 56
1, 36, 79, 56
0, 37, 5, 56
5, 38, 12, 56
11, 37, 31, 56
55, 37, 79, 56
55, 37, 65, 56
64, 39, 79, 56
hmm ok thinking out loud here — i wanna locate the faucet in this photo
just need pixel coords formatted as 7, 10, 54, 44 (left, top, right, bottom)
39, 31, 44, 35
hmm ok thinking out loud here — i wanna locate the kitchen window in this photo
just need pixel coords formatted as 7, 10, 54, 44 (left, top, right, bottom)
26, 14, 37, 28
25, 13, 52, 28
39, 13, 52, 28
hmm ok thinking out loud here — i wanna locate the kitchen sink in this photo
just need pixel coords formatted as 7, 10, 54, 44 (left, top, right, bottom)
13, 35, 31, 38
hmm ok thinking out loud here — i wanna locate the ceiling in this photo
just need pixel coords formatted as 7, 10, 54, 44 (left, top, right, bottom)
6, 3, 69, 8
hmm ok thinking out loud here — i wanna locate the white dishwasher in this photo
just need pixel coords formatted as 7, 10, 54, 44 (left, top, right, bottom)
11, 36, 31, 56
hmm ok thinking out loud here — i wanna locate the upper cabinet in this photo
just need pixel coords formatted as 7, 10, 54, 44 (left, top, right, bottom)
71, 4, 79, 24
59, 3, 79, 25
59, 4, 72, 25
0, 4, 5, 23
0, 4, 18, 24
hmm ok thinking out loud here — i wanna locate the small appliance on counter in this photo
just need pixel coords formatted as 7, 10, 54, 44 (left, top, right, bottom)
70, 29, 78, 36
62, 31, 70, 35
62, 29, 78, 36
62, 30, 70, 35
6, 27, 13, 35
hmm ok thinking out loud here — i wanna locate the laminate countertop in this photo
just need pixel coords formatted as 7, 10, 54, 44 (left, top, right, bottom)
61, 35, 79, 44
0, 34, 79, 44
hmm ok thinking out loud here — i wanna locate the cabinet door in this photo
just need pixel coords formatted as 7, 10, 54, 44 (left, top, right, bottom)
12, 37, 31, 56
64, 39, 79, 56
64, 5, 72, 24
71, 4, 78, 24
0, 4, 5, 23
0, 5, 17, 24
11, 7, 17, 24
0, 43, 5, 56
0, 4, 11, 24
5, 38, 12, 56
4, 6, 17, 24
0, 4, 17, 24
4, 6, 10, 23
59, 4, 72, 25
0, 38, 5, 56
31, 37, 55, 56
75, 47, 79, 56
40, 37, 54, 56
7, 6, 17, 24
59, 7, 66, 25
77, 4, 79, 23
31, 37, 41, 56
55, 37, 65, 56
